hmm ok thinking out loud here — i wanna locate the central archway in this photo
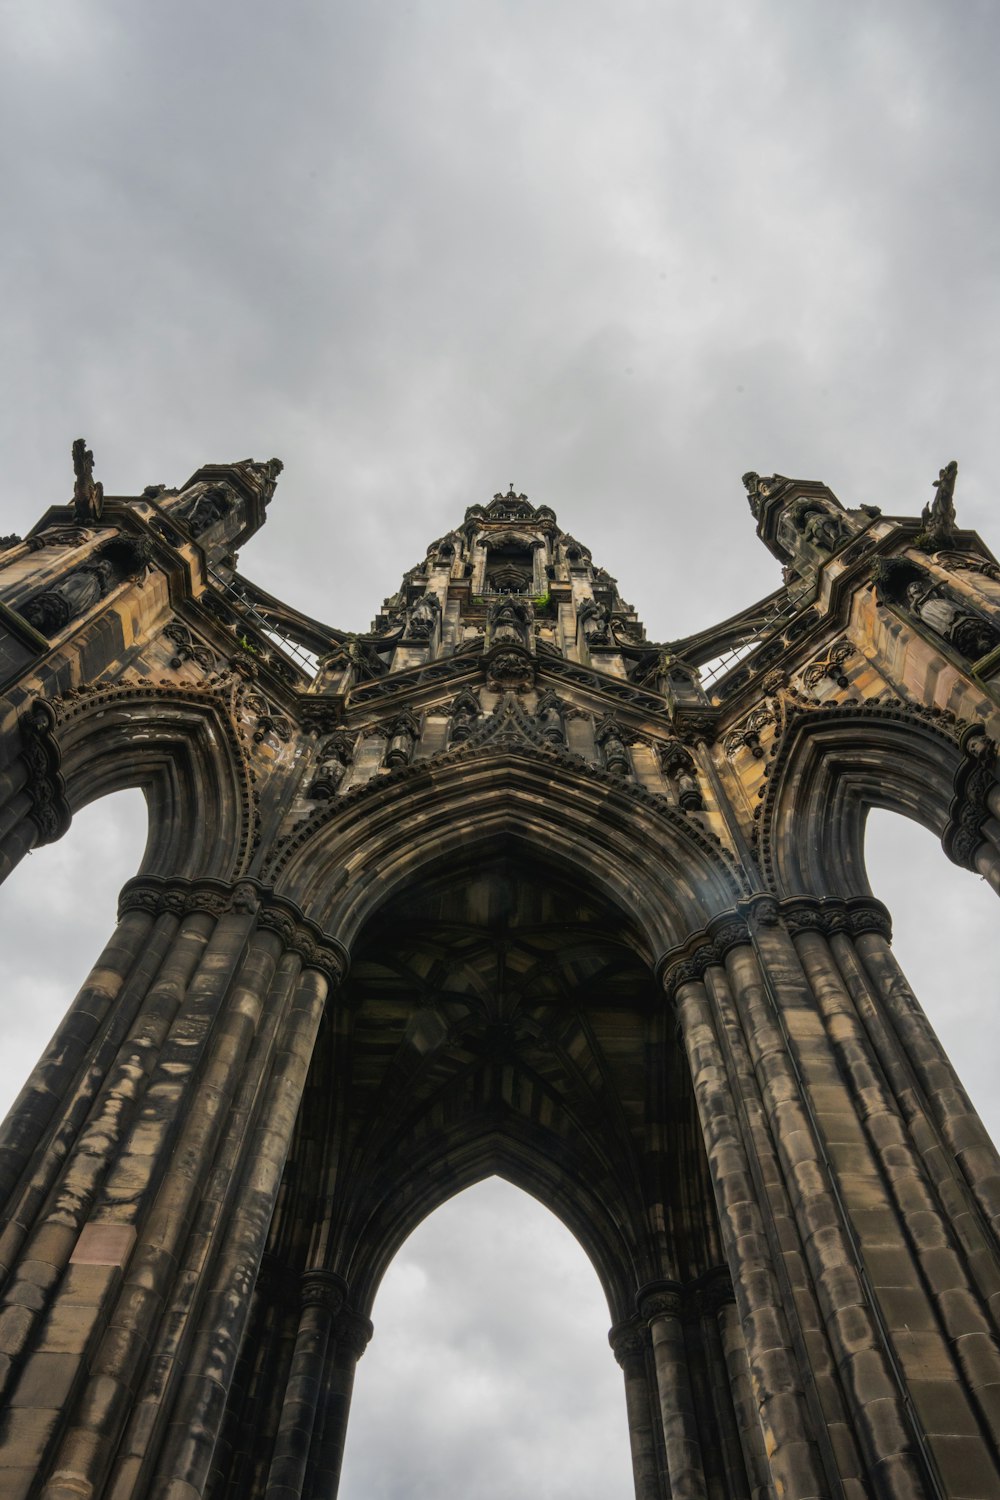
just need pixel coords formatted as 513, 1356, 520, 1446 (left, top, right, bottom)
209, 844, 751, 1500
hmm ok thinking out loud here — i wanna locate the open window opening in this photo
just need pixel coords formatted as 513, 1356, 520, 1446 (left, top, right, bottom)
865, 809, 1000, 1144
340, 1177, 634, 1500
0, 788, 148, 1119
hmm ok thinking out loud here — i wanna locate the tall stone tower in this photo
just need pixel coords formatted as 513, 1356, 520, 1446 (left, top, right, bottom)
0, 448, 999, 1499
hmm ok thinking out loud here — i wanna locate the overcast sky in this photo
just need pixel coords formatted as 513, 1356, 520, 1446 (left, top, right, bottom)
2, 3, 1000, 1496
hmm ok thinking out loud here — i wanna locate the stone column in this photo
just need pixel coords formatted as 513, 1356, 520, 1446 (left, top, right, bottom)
304, 1305, 373, 1500
609, 1316, 663, 1500
853, 924, 1000, 1245
264, 1271, 347, 1500
0, 877, 344, 1500
637, 1284, 707, 1500
721, 926, 931, 1498
709, 1284, 772, 1500
788, 905, 1000, 1469
668, 962, 832, 1500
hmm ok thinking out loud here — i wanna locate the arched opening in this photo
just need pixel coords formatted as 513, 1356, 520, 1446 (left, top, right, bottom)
212, 844, 748, 1500
340, 1177, 634, 1500
865, 809, 1000, 1145
0, 787, 148, 1118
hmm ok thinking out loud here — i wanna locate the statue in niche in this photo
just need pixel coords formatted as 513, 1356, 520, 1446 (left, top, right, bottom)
596, 717, 630, 776
660, 743, 705, 811
385, 713, 419, 769
173, 481, 233, 537
406, 592, 440, 639
793, 500, 852, 554
487, 597, 531, 648
577, 598, 610, 644
448, 689, 481, 745
875, 556, 1000, 662
534, 689, 565, 746
307, 734, 354, 800
20, 556, 115, 636
904, 577, 1000, 661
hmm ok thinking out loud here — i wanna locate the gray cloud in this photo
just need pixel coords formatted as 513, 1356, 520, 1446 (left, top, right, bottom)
2, 3, 999, 1494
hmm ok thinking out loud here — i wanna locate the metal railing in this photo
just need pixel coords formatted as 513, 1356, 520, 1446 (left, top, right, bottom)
208, 567, 320, 678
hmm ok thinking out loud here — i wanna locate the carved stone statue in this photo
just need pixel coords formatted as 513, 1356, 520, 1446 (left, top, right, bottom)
406, 593, 440, 640
385, 713, 419, 769
72, 438, 104, 523
596, 718, 630, 776
20, 557, 115, 636
487, 597, 531, 648
904, 578, 1000, 661
796, 501, 852, 554
660, 743, 705, 811
921, 460, 959, 546
577, 598, 609, 644
173, 482, 233, 537
534, 690, 565, 746
448, 690, 481, 746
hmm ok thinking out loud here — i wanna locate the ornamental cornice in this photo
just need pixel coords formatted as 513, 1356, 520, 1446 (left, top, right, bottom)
117, 875, 348, 984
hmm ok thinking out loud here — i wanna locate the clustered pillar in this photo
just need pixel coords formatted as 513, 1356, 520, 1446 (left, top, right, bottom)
0, 874, 345, 1500
661, 894, 1000, 1500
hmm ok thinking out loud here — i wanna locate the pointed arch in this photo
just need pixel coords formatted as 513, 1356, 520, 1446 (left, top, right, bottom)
269, 743, 747, 957
756, 699, 1000, 897
15, 684, 258, 882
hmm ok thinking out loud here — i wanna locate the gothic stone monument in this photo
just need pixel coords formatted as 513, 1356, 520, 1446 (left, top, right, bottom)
0, 450, 1000, 1500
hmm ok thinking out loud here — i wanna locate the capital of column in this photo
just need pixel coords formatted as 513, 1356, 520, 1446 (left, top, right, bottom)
300, 1269, 348, 1316
117, 874, 350, 983
636, 1280, 683, 1323
334, 1306, 374, 1361
608, 1316, 648, 1366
